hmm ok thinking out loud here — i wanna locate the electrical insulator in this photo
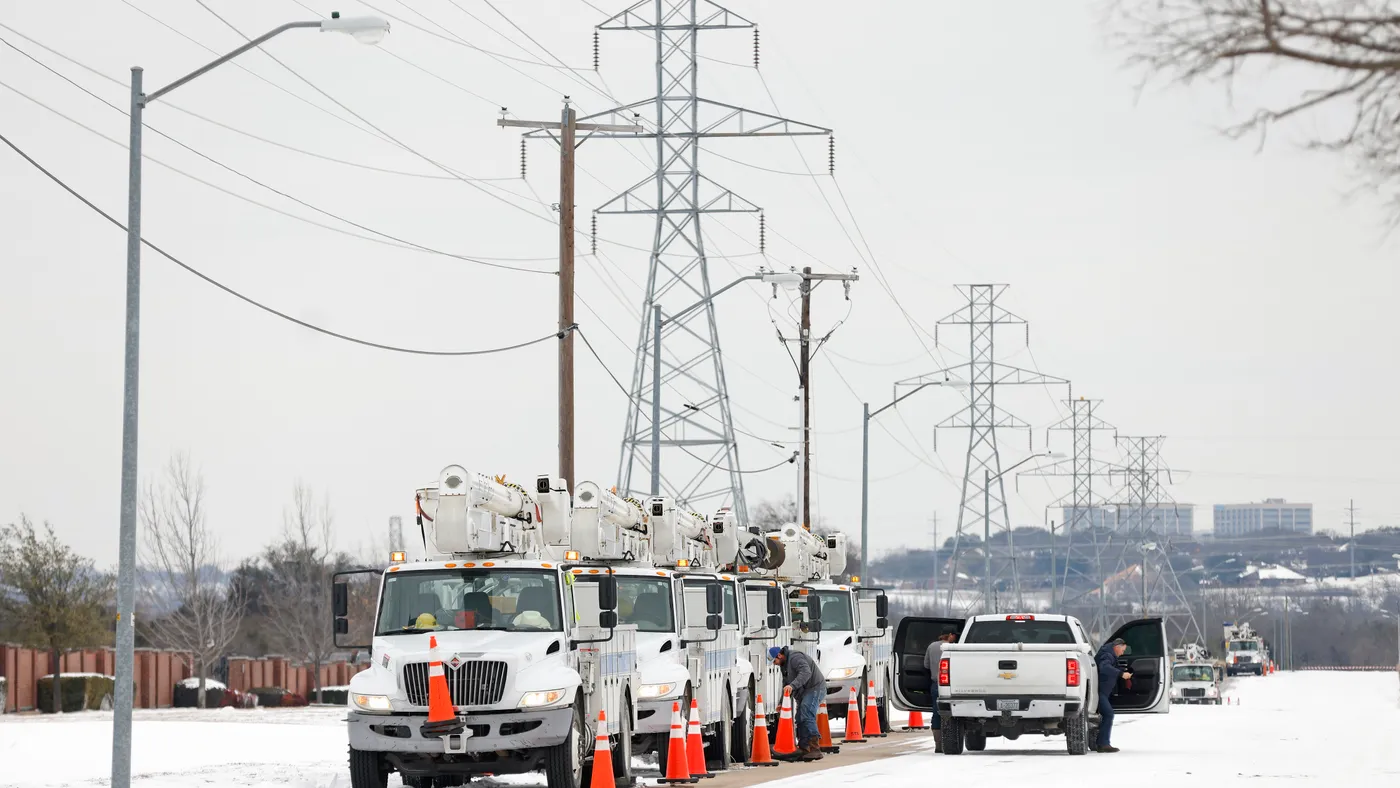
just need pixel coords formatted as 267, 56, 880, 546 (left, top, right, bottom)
759, 211, 766, 254
520, 139, 527, 179
593, 30, 600, 70
591, 213, 598, 255
753, 27, 760, 68
828, 134, 835, 175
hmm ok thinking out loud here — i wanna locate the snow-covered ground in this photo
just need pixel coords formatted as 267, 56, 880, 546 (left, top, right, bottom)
2, 671, 1396, 787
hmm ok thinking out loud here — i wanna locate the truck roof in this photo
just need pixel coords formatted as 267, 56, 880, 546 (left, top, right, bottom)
388, 558, 561, 573
964, 613, 1075, 623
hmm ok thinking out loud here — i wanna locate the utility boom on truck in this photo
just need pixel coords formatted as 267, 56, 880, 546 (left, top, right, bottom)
332, 467, 637, 788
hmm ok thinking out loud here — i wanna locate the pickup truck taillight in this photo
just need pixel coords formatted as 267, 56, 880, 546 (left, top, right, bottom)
938, 657, 950, 687
1066, 658, 1081, 687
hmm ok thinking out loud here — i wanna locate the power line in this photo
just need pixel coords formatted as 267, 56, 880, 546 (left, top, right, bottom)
0, 129, 563, 357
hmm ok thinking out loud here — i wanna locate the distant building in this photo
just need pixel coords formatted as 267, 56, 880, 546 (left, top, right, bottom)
1213, 499, 1313, 537
1238, 564, 1308, 587
1059, 504, 1194, 536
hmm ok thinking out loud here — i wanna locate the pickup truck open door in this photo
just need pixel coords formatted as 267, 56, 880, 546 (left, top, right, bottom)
890, 616, 964, 711
1101, 618, 1170, 715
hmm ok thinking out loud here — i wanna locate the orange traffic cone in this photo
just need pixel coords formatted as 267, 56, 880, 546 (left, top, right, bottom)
589, 710, 614, 788
842, 685, 864, 743
745, 693, 778, 767
772, 687, 799, 758
863, 680, 885, 738
421, 635, 464, 737
816, 699, 840, 753
906, 710, 927, 730
686, 698, 712, 778
660, 701, 697, 784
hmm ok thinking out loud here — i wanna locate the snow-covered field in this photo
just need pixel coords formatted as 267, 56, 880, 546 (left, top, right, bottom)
2, 671, 1397, 787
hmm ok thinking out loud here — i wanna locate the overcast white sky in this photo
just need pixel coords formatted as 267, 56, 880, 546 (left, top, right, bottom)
3, 0, 1398, 569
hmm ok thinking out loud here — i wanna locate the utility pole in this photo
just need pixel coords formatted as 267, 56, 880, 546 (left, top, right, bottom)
500, 100, 642, 493
779, 267, 857, 531
930, 513, 940, 614
1347, 499, 1358, 579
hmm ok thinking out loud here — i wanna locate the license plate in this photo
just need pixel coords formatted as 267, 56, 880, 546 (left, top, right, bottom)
996, 699, 1019, 711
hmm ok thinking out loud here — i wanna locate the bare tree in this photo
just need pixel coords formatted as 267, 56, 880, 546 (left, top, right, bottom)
260, 482, 338, 703
1113, 1, 1400, 215
139, 453, 244, 709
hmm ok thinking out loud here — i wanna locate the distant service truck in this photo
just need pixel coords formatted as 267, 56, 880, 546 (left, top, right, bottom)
1169, 662, 1221, 705
1223, 622, 1266, 677
891, 613, 1170, 755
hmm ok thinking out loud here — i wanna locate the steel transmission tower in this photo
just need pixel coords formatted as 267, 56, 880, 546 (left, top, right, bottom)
1101, 436, 1203, 646
899, 285, 1067, 615
1022, 397, 1117, 621
583, 0, 830, 520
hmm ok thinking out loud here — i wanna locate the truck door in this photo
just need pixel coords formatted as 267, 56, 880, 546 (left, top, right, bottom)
890, 616, 964, 711
1102, 618, 1170, 714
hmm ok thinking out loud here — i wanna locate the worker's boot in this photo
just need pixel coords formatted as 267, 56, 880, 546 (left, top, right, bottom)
801, 737, 823, 761
933, 728, 943, 753
1097, 745, 1120, 753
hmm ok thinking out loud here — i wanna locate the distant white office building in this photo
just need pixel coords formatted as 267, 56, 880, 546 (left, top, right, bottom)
1212, 499, 1313, 537
1058, 504, 1194, 536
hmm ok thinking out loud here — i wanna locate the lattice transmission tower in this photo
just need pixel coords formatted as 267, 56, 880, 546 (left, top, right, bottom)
1099, 436, 1204, 646
899, 285, 1067, 615
582, 0, 831, 520
1022, 397, 1118, 622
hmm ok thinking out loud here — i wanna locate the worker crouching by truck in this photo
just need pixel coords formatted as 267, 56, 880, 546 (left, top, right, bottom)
770, 646, 825, 761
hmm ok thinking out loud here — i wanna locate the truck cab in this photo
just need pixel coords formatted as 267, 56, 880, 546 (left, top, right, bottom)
1225, 634, 1266, 676
334, 467, 636, 788
1169, 662, 1221, 705
891, 613, 1170, 755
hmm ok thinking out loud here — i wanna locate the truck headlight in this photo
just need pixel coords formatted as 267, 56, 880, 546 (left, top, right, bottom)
1206, 687, 1219, 697
1169, 687, 1181, 697
825, 667, 860, 681
638, 682, 679, 699
352, 693, 393, 713
519, 689, 569, 708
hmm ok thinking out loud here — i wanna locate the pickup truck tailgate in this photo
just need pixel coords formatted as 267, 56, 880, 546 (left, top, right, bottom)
944, 644, 1082, 696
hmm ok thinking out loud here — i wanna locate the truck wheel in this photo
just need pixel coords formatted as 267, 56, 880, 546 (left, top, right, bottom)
730, 687, 754, 765
613, 699, 634, 783
964, 730, 986, 752
877, 672, 891, 733
348, 747, 388, 788
705, 690, 733, 770
939, 715, 963, 755
545, 704, 586, 788
1065, 713, 1088, 756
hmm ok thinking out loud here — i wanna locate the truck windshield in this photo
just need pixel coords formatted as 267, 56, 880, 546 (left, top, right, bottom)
1173, 665, 1215, 682
964, 619, 1075, 644
377, 568, 562, 635
1228, 640, 1259, 651
812, 591, 854, 631
615, 576, 675, 633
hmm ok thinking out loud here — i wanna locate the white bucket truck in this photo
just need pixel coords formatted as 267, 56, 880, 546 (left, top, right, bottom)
332, 467, 637, 788
568, 483, 748, 772
768, 524, 892, 732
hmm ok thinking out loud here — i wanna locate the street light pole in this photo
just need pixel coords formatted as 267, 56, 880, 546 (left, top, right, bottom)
111, 16, 387, 788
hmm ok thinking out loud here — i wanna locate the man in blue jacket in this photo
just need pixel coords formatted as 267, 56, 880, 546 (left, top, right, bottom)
1094, 638, 1133, 753
770, 646, 825, 760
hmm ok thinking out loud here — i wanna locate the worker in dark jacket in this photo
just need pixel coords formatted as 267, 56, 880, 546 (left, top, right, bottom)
1094, 638, 1132, 753
769, 646, 824, 760
922, 632, 958, 751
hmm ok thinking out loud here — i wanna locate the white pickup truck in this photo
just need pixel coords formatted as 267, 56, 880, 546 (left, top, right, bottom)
891, 614, 1170, 755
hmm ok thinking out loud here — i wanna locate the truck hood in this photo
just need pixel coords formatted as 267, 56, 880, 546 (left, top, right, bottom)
815, 630, 864, 679
635, 632, 689, 691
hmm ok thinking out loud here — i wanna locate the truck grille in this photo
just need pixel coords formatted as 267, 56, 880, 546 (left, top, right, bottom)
402, 660, 507, 707
1182, 688, 1205, 698
1236, 655, 1253, 663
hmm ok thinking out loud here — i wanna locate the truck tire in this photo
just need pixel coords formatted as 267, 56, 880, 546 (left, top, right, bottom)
964, 730, 986, 752
704, 690, 733, 770
877, 672, 891, 734
730, 686, 754, 765
1065, 713, 1088, 755
613, 699, 634, 783
348, 747, 388, 788
545, 704, 586, 788
939, 715, 963, 755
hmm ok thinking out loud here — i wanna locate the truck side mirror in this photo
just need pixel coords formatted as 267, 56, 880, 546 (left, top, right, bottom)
806, 620, 823, 633
334, 618, 349, 635
598, 575, 618, 611
875, 594, 888, 618
766, 587, 782, 614
332, 581, 349, 618
766, 614, 782, 630
805, 593, 822, 621
600, 611, 618, 628
876, 617, 888, 630
705, 583, 723, 615
706, 613, 722, 631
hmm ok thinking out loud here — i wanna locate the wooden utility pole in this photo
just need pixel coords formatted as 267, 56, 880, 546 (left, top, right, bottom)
499, 100, 642, 494
789, 266, 858, 531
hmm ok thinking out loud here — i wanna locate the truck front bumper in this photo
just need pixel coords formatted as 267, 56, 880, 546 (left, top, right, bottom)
636, 697, 686, 734
824, 677, 861, 703
939, 695, 1080, 720
348, 707, 573, 754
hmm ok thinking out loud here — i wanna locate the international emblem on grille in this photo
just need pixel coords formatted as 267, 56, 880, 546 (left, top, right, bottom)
449, 655, 462, 669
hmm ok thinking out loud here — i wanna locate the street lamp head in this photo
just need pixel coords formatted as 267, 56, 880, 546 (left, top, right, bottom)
321, 13, 390, 45
1045, 451, 1068, 459
760, 271, 803, 290
942, 379, 969, 390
